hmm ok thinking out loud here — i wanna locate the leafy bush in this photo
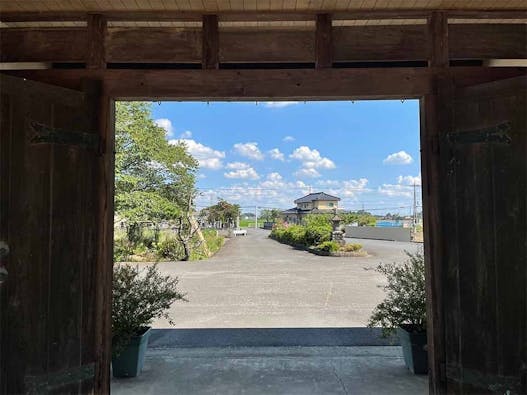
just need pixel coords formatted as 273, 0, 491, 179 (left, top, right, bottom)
304, 214, 332, 245
340, 243, 363, 252
314, 241, 340, 252
190, 229, 224, 260
368, 250, 426, 337
156, 237, 184, 260
112, 264, 187, 356
270, 217, 331, 248
113, 237, 133, 262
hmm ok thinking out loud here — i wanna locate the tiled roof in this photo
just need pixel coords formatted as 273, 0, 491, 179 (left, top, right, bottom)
294, 192, 340, 204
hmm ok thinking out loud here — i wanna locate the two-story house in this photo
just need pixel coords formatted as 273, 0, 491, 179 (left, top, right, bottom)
281, 192, 340, 224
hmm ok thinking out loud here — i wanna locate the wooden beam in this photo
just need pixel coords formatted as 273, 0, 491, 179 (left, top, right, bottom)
449, 24, 527, 60
220, 29, 314, 63
0, 28, 87, 63
202, 15, 219, 69
315, 14, 332, 69
2, 24, 524, 65
106, 28, 201, 63
423, 10, 449, 395
5, 68, 523, 101
1, 68, 432, 100
333, 25, 426, 62
86, 14, 106, 69
428, 12, 449, 68
1, 9, 526, 23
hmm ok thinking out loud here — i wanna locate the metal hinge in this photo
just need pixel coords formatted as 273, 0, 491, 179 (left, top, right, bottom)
28, 120, 100, 150
446, 121, 512, 145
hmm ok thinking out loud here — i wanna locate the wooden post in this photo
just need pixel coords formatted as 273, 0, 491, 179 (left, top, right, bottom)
315, 13, 332, 69
87, 14, 107, 69
422, 11, 449, 395
202, 15, 219, 69
83, 80, 114, 394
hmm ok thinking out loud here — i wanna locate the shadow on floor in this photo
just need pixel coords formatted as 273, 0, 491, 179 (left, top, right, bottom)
111, 346, 428, 395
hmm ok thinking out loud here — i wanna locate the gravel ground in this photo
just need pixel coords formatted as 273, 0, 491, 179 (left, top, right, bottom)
151, 228, 422, 328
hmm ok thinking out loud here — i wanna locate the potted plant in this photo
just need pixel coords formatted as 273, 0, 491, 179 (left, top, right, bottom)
112, 264, 187, 378
368, 250, 428, 374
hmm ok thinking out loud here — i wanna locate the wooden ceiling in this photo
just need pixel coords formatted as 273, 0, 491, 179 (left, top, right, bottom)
0, 0, 526, 13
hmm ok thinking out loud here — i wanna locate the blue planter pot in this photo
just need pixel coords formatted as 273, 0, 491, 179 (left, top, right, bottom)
397, 326, 428, 375
112, 327, 152, 378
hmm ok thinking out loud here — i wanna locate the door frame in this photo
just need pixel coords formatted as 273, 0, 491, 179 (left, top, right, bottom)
3, 66, 525, 394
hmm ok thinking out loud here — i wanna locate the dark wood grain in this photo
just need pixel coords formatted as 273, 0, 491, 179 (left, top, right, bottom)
106, 27, 201, 63
315, 14, 332, 68
87, 14, 107, 69
202, 15, 219, 69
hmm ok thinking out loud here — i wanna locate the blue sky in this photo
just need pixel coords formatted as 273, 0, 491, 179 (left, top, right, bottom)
152, 100, 422, 214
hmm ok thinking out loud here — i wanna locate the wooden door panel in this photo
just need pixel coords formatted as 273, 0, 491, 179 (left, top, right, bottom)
0, 75, 101, 394
442, 76, 526, 394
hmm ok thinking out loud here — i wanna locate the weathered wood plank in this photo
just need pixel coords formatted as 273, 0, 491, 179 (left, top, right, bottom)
333, 25, 426, 62
202, 15, 219, 69
2, 24, 524, 64
106, 28, 201, 63
0, 28, 86, 63
449, 24, 527, 60
423, 11, 449, 395
315, 13, 332, 68
87, 14, 107, 69
2, 68, 432, 100
1, 9, 526, 23
220, 29, 314, 63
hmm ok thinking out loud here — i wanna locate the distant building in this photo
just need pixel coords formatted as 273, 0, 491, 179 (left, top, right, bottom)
281, 192, 340, 224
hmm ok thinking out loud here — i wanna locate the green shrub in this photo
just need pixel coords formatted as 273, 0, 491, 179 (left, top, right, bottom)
340, 243, 363, 252
112, 264, 187, 356
314, 241, 340, 252
156, 237, 184, 260
113, 237, 133, 262
368, 250, 426, 336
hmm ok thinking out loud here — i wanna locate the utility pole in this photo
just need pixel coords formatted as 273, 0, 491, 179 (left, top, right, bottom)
412, 183, 417, 229
254, 205, 258, 229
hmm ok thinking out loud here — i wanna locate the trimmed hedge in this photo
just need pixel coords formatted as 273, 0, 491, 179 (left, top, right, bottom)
270, 216, 332, 248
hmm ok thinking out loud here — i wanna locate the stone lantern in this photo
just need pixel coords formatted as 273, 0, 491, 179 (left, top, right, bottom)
331, 209, 345, 245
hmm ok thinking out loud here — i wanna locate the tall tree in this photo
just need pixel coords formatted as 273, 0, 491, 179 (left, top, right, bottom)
114, 102, 198, 223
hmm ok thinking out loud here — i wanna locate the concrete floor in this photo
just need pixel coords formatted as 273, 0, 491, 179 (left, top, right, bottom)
152, 229, 421, 328
111, 346, 428, 395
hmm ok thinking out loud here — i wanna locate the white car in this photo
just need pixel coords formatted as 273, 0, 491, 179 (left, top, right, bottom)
233, 228, 247, 236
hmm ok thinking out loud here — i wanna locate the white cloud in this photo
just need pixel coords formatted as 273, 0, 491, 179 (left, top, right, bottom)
383, 150, 414, 165
180, 130, 192, 138
169, 138, 225, 170
290, 146, 336, 169
378, 174, 420, 197
154, 118, 174, 136
378, 184, 413, 198
264, 101, 299, 108
267, 172, 283, 182
268, 148, 285, 161
226, 162, 251, 170
397, 173, 421, 185
233, 142, 264, 160
294, 168, 321, 178
283, 136, 295, 142
224, 167, 260, 180
340, 178, 369, 197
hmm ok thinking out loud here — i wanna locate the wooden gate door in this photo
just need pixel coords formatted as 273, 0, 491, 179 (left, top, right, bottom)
439, 75, 526, 394
0, 75, 111, 394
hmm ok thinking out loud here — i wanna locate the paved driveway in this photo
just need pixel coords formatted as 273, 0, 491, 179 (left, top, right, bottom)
153, 229, 421, 328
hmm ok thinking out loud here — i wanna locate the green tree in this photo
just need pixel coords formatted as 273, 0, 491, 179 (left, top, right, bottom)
260, 209, 281, 222
341, 211, 376, 226
114, 102, 198, 223
202, 200, 241, 228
